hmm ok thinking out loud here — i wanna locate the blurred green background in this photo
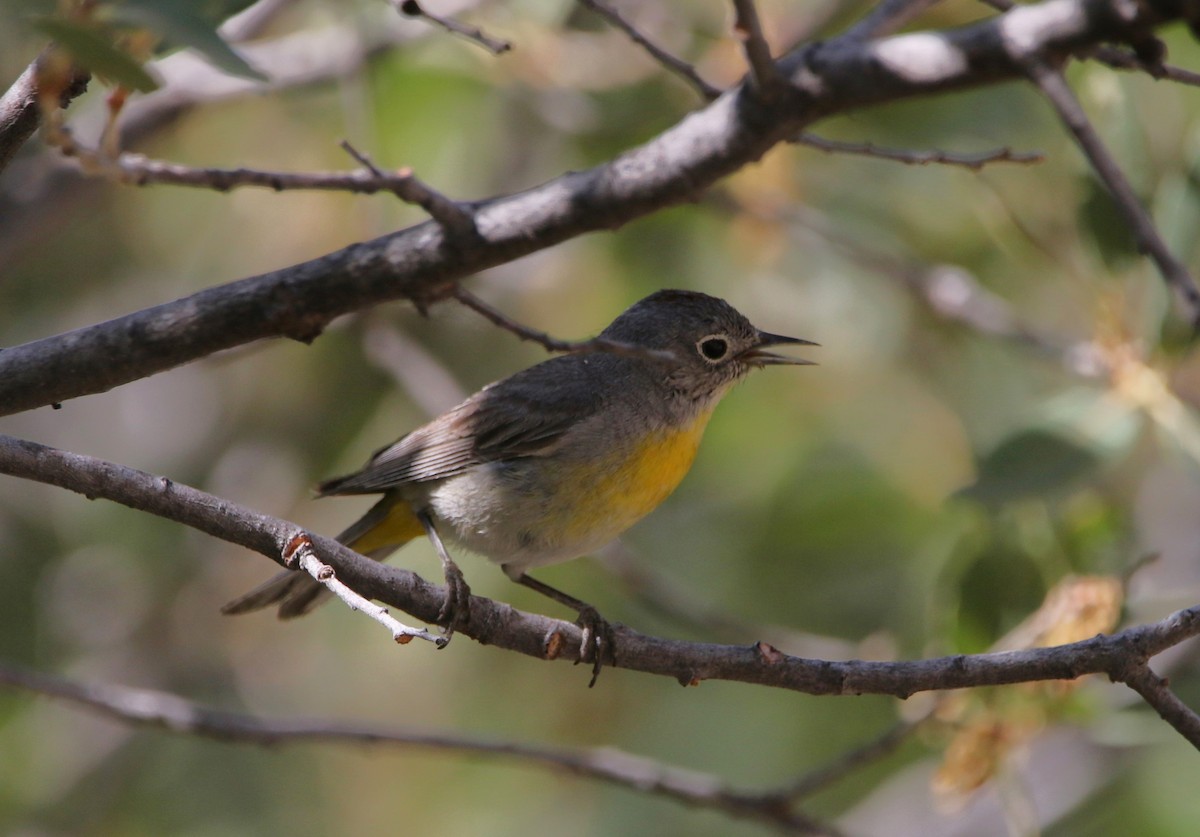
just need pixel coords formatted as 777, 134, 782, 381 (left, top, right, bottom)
3, 1, 1200, 834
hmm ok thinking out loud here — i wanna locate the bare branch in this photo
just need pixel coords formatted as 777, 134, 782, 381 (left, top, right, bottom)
1024, 60, 1200, 326
40, 126, 481, 242
843, 0, 942, 40
284, 534, 444, 646
452, 286, 678, 363
0, 0, 1193, 417
3, 432, 1200, 713
577, 0, 722, 101
46, 135, 464, 197
1116, 663, 1200, 749
339, 140, 478, 238
774, 722, 920, 801
793, 133, 1044, 169
1087, 45, 1200, 85
0, 49, 89, 174
0, 662, 835, 835
395, 0, 512, 55
731, 0, 783, 97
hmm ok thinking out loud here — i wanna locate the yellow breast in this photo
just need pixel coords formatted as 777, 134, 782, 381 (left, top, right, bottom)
563, 408, 714, 543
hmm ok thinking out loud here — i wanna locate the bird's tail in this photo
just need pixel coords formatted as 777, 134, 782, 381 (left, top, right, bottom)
220, 495, 424, 619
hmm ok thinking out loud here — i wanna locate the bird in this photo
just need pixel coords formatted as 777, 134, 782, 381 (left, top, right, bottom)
222, 289, 815, 684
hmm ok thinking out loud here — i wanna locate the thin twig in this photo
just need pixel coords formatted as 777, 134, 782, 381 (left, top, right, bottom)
283, 533, 445, 646
1117, 663, 1200, 750
773, 722, 921, 800
339, 140, 478, 237
0, 662, 835, 835
452, 286, 678, 363
577, 0, 721, 101
843, 0, 942, 40
63, 143, 449, 195
48, 129, 481, 239
731, 0, 783, 97
793, 133, 1044, 169
1024, 60, 1200, 325
1087, 45, 1200, 86
395, 0, 512, 55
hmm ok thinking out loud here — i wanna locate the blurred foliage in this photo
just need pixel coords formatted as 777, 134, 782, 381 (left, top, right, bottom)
15, 0, 265, 90
3, 1, 1200, 835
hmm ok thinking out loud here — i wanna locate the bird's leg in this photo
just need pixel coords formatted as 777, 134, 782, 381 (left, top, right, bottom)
417, 510, 471, 641
513, 573, 615, 687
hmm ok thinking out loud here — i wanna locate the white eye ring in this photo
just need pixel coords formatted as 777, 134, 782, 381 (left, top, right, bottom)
696, 334, 730, 363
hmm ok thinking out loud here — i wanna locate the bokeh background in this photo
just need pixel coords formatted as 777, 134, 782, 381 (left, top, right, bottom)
3, 1, 1200, 834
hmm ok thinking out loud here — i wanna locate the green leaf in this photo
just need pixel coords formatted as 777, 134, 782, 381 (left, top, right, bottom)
31, 18, 159, 92
957, 429, 1101, 506
108, 1, 267, 82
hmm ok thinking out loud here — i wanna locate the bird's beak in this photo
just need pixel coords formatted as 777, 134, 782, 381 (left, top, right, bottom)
739, 331, 819, 367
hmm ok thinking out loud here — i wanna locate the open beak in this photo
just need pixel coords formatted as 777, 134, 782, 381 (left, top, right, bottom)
738, 331, 819, 367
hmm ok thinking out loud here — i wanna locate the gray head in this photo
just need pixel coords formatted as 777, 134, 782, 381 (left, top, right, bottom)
600, 289, 815, 401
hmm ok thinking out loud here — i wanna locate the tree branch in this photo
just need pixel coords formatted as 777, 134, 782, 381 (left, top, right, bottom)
0, 0, 1192, 416
395, 0, 512, 55
2, 432, 1199, 720
0, 49, 89, 174
843, 0, 943, 41
1024, 59, 1200, 326
452, 286, 676, 362
339, 140, 478, 238
731, 0, 783, 97
1115, 662, 1200, 748
577, 0, 721, 101
792, 133, 1043, 169
0, 662, 836, 836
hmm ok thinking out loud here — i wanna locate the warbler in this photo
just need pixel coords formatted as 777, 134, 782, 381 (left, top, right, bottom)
223, 289, 814, 682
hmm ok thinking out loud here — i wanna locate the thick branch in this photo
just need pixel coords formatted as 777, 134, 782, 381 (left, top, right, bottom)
2, 433, 1199, 705
0, 0, 1190, 416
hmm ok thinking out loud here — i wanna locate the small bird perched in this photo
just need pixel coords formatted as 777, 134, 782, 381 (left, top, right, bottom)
223, 289, 815, 683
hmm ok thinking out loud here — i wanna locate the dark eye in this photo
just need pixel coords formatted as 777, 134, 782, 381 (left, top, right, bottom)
697, 335, 729, 362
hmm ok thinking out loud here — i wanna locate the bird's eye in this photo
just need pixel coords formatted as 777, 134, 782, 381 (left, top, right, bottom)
697, 335, 730, 362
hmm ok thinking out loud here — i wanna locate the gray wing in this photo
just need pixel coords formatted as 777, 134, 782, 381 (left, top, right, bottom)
317, 354, 611, 496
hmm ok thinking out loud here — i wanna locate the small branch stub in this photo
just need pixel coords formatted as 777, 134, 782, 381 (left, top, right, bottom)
731, 0, 783, 98
285, 533, 445, 646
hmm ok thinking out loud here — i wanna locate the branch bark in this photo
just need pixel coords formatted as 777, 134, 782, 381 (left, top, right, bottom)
2, 432, 1198, 710
0, 50, 89, 174
0, 0, 1190, 416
